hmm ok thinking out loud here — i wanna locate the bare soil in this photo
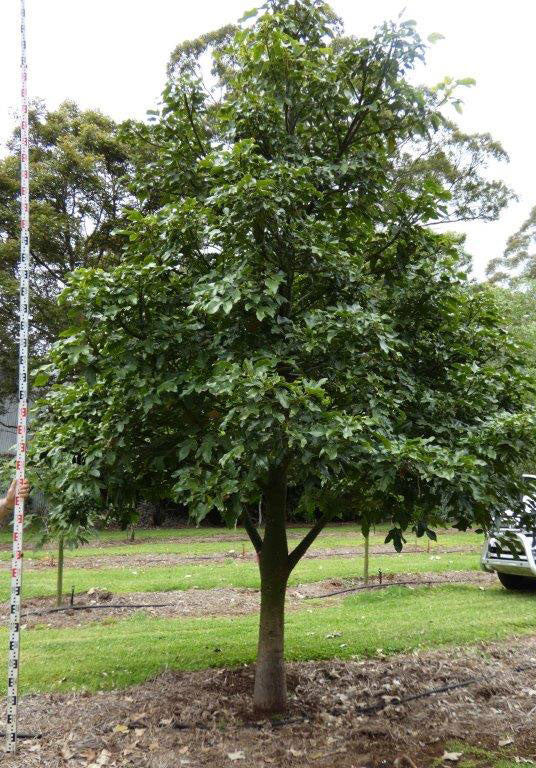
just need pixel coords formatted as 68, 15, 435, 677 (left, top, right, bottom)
2, 636, 535, 767
0, 544, 478, 572
0, 571, 496, 630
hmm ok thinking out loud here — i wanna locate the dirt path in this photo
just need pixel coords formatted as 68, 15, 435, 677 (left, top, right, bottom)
0, 571, 497, 630
2, 635, 535, 767
0, 544, 478, 572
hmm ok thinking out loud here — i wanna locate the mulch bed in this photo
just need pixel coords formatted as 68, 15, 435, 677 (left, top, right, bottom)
0, 545, 477, 572
0, 571, 496, 630
2, 636, 536, 767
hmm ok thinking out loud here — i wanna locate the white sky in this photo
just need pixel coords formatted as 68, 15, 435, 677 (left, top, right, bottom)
1, 0, 534, 279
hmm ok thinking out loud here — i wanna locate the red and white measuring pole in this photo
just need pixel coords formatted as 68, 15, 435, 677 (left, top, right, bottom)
6, 0, 30, 753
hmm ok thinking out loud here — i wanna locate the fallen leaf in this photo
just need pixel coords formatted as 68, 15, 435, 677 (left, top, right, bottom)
499, 737, 514, 747
61, 744, 75, 760
228, 751, 246, 761
160, 717, 173, 726
443, 752, 463, 762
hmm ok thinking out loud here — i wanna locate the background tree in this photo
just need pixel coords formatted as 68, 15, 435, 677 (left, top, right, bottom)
487, 205, 536, 284
0, 100, 137, 409
487, 281, 536, 373
32, 0, 536, 713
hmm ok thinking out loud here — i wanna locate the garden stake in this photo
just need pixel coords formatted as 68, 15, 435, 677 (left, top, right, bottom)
6, 0, 30, 752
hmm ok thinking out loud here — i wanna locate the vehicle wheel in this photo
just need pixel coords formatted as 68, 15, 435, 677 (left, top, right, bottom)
497, 572, 536, 591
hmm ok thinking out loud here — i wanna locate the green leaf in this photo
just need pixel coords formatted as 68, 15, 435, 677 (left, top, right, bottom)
178, 442, 193, 461
84, 366, 97, 386
427, 32, 445, 44
456, 77, 476, 87
275, 390, 289, 409
34, 371, 50, 387
238, 7, 258, 23
265, 274, 283, 295
379, 337, 389, 354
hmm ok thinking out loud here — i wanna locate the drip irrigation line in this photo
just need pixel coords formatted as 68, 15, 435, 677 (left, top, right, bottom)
21, 603, 172, 618
307, 578, 480, 599
359, 663, 536, 715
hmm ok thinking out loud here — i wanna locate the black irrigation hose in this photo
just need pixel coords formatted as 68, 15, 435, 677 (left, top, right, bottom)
3, 662, 535, 742
359, 663, 536, 715
21, 602, 171, 618
308, 578, 478, 599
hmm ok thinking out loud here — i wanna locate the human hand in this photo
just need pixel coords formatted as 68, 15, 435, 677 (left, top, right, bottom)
5, 477, 30, 510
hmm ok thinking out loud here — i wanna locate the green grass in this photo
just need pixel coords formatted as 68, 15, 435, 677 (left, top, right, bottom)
2, 584, 535, 695
434, 741, 535, 768
0, 525, 484, 560
0, 550, 482, 602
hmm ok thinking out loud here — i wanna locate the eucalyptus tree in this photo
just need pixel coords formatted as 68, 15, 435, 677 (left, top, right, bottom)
32, 0, 536, 713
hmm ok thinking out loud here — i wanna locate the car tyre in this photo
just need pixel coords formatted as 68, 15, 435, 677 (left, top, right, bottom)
497, 571, 536, 591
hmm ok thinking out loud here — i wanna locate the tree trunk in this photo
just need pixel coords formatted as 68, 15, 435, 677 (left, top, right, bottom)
363, 530, 370, 584
253, 465, 289, 714
129, 523, 135, 542
56, 536, 64, 607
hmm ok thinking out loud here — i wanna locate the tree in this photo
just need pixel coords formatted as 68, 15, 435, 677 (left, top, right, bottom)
32, 1, 536, 712
0, 101, 136, 409
487, 206, 536, 284
488, 281, 536, 372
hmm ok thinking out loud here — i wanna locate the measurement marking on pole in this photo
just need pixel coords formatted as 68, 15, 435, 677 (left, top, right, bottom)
6, 0, 30, 753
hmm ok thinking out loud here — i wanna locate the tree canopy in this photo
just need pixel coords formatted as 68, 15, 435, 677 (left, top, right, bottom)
31, 0, 536, 711
0, 101, 135, 409
487, 205, 536, 284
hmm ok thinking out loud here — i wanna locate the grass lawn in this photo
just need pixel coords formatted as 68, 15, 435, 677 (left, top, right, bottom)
0, 525, 484, 560
1, 584, 535, 694
436, 741, 536, 768
0, 550, 482, 602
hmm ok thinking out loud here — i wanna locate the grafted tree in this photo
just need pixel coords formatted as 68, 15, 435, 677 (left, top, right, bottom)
32, 0, 536, 712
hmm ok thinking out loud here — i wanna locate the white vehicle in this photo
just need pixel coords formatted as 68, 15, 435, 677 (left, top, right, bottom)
481, 474, 536, 591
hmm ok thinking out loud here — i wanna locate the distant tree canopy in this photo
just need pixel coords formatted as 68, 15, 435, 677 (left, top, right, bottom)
0, 101, 137, 409
487, 205, 536, 284
31, 0, 536, 712
489, 281, 536, 372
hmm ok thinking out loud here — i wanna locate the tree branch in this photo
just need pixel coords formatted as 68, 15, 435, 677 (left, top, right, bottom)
287, 514, 331, 573
243, 509, 263, 554
183, 95, 207, 157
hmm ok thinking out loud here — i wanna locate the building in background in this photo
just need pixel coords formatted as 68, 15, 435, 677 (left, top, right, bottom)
0, 398, 17, 458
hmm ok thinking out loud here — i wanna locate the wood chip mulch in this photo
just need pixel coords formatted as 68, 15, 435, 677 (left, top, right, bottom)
2, 635, 536, 767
